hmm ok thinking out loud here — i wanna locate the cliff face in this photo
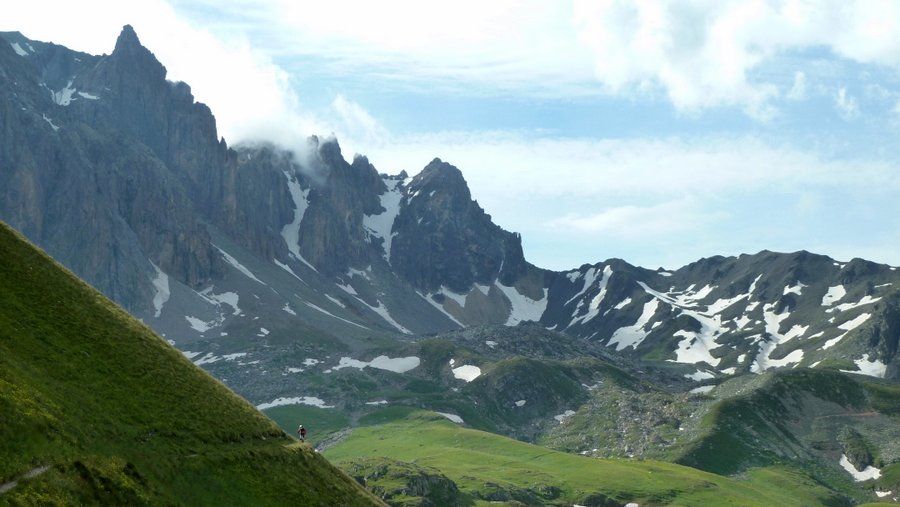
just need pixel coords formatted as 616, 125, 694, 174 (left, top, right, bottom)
390, 158, 534, 294
0, 28, 224, 309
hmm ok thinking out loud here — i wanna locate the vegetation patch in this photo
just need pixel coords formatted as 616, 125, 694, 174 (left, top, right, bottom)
325, 410, 844, 506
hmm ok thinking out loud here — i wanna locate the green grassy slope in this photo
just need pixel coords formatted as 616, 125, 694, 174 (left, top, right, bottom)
0, 221, 383, 506
673, 370, 900, 493
324, 409, 846, 507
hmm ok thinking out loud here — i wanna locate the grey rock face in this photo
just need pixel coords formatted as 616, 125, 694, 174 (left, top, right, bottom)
391, 158, 535, 294
0, 27, 222, 311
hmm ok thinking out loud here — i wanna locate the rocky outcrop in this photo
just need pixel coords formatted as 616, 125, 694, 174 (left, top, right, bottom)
343, 458, 469, 507
391, 158, 535, 294
295, 140, 386, 275
0, 27, 222, 311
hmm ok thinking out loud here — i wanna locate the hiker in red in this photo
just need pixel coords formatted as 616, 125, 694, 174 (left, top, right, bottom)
297, 425, 307, 442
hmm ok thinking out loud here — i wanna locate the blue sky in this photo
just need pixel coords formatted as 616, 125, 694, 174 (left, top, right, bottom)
5, 1, 900, 270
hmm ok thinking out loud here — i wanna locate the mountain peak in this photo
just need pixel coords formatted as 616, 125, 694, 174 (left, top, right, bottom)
415, 158, 469, 197
110, 24, 166, 81
114, 24, 141, 52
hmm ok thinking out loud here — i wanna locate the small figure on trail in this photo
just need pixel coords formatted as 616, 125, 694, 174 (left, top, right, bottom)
297, 424, 307, 442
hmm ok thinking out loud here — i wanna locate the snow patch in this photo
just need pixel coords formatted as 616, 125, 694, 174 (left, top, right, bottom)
783, 282, 807, 296
325, 294, 346, 308
706, 292, 751, 315
185, 316, 214, 333
438, 286, 468, 307
554, 410, 576, 423
347, 267, 372, 281
841, 312, 872, 331
149, 262, 170, 318
515, 400, 527, 407
436, 412, 464, 424
257, 396, 335, 410
496, 283, 548, 326
274, 259, 306, 284
201, 288, 241, 316
369, 355, 421, 373
364, 177, 404, 261
10, 42, 28, 56
567, 266, 612, 327
485, 340, 498, 348
614, 297, 632, 310
607, 299, 660, 351
257, 327, 269, 337
42, 114, 59, 131
420, 290, 465, 327
337, 283, 358, 296
364, 299, 411, 334
214, 245, 265, 285
366, 400, 389, 405
823, 312, 874, 350
283, 303, 296, 315
280, 171, 316, 271
839, 454, 881, 481
51, 81, 76, 106
77, 91, 99, 100
304, 301, 369, 330
451, 364, 482, 382
222, 353, 247, 361
751, 303, 806, 373
193, 352, 221, 365
822, 285, 847, 306
684, 370, 715, 381
841, 354, 887, 378
690, 385, 715, 394
827, 295, 881, 313
331, 355, 421, 374
637, 282, 736, 365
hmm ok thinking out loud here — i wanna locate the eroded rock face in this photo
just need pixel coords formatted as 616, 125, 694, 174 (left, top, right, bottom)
294, 141, 386, 276
0, 26, 222, 311
864, 293, 900, 379
390, 158, 532, 294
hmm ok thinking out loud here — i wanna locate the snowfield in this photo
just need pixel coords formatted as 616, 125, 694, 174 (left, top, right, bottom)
257, 396, 335, 410
331, 355, 421, 374
839, 454, 881, 481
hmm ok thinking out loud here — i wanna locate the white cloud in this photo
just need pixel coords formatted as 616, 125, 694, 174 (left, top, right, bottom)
362, 131, 896, 202
787, 71, 807, 100
834, 87, 860, 120
548, 199, 724, 239
328, 95, 390, 155
572, 0, 900, 116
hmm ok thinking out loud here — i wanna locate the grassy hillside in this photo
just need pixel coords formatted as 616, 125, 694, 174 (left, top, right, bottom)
672, 370, 900, 499
0, 221, 382, 506
324, 408, 847, 507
